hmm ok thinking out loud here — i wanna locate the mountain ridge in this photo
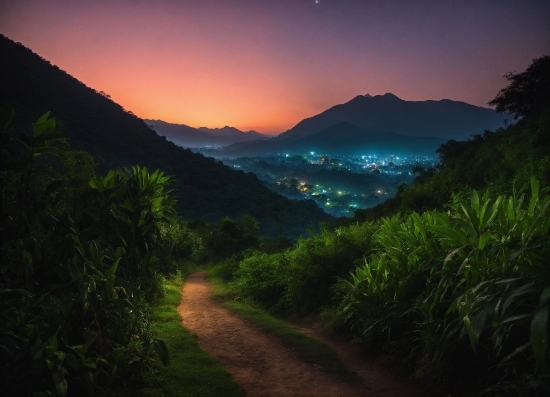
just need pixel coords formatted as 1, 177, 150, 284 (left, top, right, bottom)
198, 126, 264, 138
277, 93, 507, 141
216, 92, 507, 157
146, 119, 270, 148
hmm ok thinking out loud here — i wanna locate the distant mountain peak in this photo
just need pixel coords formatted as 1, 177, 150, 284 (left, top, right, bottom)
268, 91, 507, 147
378, 93, 401, 100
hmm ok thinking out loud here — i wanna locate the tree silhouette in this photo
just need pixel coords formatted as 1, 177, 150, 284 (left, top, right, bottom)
489, 55, 550, 120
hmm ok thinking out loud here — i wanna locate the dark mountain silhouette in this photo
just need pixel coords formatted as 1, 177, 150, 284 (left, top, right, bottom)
145, 120, 269, 148
279, 93, 507, 141
198, 126, 265, 139
289, 122, 443, 156
0, 34, 332, 237
146, 119, 219, 147
218, 93, 507, 157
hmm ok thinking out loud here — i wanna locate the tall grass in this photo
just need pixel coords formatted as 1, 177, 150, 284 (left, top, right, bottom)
339, 179, 549, 394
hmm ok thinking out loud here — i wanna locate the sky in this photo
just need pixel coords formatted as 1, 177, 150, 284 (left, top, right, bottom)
0, 1, 549, 134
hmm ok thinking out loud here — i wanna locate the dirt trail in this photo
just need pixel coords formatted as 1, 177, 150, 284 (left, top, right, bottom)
178, 272, 419, 397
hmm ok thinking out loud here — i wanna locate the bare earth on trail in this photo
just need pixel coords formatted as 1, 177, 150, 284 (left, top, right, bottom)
178, 272, 419, 397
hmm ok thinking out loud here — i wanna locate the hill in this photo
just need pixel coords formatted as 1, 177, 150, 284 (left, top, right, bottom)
145, 120, 269, 148
0, 34, 332, 237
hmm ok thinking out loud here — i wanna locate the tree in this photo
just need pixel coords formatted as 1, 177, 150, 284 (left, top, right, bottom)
488, 55, 550, 120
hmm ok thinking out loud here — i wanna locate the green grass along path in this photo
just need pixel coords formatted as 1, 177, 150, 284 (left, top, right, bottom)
116, 276, 244, 397
178, 272, 419, 396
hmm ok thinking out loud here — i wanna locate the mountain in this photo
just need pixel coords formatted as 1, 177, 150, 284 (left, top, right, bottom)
218, 93, 507, 157
146, 119, 229, 147
289, 121, 443, 156
278, 93, 507, 141
0, 34, 332, 237
198, 126, 266, 139
145, 120, 270, 148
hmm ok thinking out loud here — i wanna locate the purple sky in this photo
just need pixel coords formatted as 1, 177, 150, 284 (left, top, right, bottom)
1, 0, 548, 133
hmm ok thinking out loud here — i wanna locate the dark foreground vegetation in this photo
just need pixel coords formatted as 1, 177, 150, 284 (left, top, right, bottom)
212, 56, 550, 396
0, 107, 286, 395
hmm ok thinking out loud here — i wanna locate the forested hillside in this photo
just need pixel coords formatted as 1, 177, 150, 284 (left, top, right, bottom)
0, 35, 332, 237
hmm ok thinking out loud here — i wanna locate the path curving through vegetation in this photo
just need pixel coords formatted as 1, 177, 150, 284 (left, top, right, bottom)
178, 272, 419, 397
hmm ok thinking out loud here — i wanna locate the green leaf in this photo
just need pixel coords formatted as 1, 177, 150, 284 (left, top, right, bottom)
0, 106, 14, 131
89, 178, 103, 191
502, 282, 536, 314
37, 111, 51, 123
152, 339, 170, 366
478, 232, 493, 250
530, 305, 548, 370
33, 115, 56, 137
540, 286, 550, 307
501, 342, 530, 363
528, 177, 539, 216
427, 225, 469, 245
0, 288, 34, 297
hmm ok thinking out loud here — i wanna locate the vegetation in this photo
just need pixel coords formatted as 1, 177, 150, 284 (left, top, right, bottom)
0, 108, 201, 396
339, 183, 549, 393
0, 105, 311, 396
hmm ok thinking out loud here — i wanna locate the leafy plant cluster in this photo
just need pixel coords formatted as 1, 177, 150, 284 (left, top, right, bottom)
339, 182, 549, 394
0, 110, 190, 396
232, 222, 377, 314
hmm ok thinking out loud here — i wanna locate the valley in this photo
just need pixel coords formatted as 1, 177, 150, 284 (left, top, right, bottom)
201, 151, 436, 217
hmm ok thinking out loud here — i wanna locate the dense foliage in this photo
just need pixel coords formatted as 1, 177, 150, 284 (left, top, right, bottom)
339, 183, 549, 394
0, 34, 333, 238
0, 110, 189, 396
226, 183, 549, 393
233, 222, 377, 314
489, 55, 550, 120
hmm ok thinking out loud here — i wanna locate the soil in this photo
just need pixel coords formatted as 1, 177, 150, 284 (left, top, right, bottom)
178, 272, 420, 397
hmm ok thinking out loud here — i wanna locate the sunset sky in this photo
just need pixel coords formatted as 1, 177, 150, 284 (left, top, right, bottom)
1, 0, 548, 134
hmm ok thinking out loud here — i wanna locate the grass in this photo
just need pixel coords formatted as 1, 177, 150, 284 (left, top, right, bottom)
115, 275, 244, 397
207, 271, 359, 382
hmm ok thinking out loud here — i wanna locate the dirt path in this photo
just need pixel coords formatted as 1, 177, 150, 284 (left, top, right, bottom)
178, 272, 419, 397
